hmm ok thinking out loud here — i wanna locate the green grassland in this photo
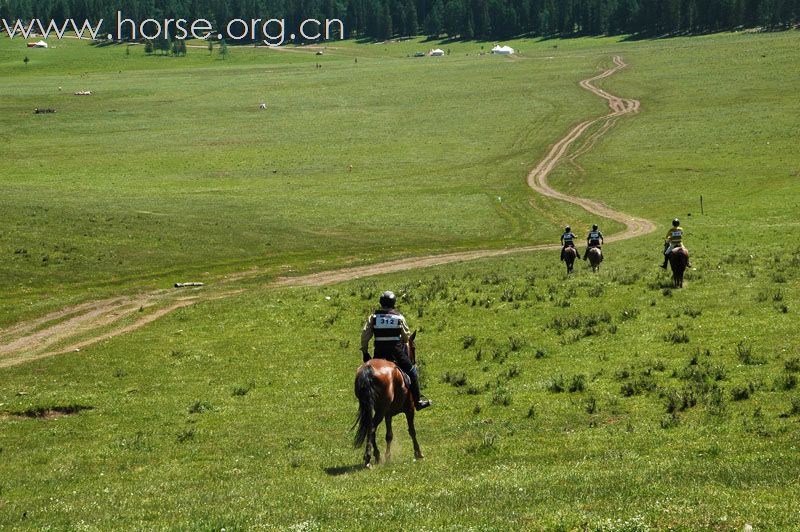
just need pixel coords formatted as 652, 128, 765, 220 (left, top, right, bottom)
1, 30, 800, 529
1, 243, 799, 529
0, 35, 622, 325
547, 31, 800, 249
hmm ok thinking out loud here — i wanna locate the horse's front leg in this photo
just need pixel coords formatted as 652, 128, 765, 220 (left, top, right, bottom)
405, 410, 423, 460
384, 415, 394, 462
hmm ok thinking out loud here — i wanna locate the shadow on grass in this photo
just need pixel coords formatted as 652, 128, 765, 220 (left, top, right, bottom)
324, 463, 366, 476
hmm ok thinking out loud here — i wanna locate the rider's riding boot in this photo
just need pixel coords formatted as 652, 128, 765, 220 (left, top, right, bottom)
409, 366, 431, 410
660, 259, 668, 269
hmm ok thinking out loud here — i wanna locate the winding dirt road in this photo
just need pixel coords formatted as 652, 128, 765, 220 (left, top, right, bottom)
0, 55, 652, 368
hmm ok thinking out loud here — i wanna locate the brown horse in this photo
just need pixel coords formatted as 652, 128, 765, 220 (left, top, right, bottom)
668, 246, 689, 288
562, 246, 578, 273
353, 331, 423, 468
586, 247, 602, 272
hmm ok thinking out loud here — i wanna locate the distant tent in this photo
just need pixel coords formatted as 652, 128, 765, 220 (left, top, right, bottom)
491, 45, 514, 55
27, 40, 48, 48
429, 49, 445, 57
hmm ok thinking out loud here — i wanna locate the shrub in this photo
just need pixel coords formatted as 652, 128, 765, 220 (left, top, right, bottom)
508, 335, 526, 352
621, 376, 657, 397
569, 374, 587, 393
665, 328, 689, 344
188, 400, 212, 414
232, 382, 255, 397
588, 284, 604, 297
790, 397, 800, 416
461, 335, 477, 349
662, 388, 697, 413
176, 428, 196, 443
731, 384, 752, 401
785, 357, 800, 373
615, 368, 631, 380
683, 307, 702, 318
775, 373, 798, 391
491, 387, 512, 406
585, 395, 597, 414
660, 412, 681, 429
736, 341, 764, 365
546, 375, 566, 393
466, 433, 498, 455
504, 364, 521, 380
442, 371, 468, 387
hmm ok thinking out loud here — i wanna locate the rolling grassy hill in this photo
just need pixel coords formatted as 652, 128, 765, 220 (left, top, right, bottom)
0, 35, 620, 325
1, 30, 799, 529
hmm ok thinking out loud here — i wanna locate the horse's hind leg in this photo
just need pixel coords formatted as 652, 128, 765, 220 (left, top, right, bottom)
384, 415, 394, 462
405, 410, 423, 460
363, 428, 373, 468
370, 414, 383, 464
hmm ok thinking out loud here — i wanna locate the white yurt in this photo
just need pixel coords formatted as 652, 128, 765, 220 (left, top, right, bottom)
491, 45, 514, 55
429, 48, 445, 57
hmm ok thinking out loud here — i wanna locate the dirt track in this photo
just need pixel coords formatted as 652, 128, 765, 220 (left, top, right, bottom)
0, 56, 652, 368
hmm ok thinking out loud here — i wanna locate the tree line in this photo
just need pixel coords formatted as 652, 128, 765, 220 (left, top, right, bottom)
2, 0, 798, 42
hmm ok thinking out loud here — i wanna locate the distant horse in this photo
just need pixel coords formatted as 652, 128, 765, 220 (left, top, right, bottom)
562, 246, 578, 273
587, 247, 603, 272
353, 331, 423, 468
668, 247, 689, 288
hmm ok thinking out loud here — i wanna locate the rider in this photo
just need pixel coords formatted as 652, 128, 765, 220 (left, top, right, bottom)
661, 218, 685, 269
584, 224, 604, 261
560, 225, 580, 261
361, 291, 431, 410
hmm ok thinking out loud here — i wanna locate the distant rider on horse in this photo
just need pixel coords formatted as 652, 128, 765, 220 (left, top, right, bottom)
560, 226, 580, 261
361, 291, 431, 410
661, 218, 689, 269
584, 224, 604, 261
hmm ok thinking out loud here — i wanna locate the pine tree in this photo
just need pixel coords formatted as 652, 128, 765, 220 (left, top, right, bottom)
443, 0, 466, 37
479, 1, 492, 37
464, 4, 476, 38
424, 0, 444, 36
408, 0, 420, 35
381, 3, 393, 39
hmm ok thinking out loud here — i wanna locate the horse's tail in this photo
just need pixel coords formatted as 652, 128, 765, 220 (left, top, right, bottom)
353, 364, 375, 448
